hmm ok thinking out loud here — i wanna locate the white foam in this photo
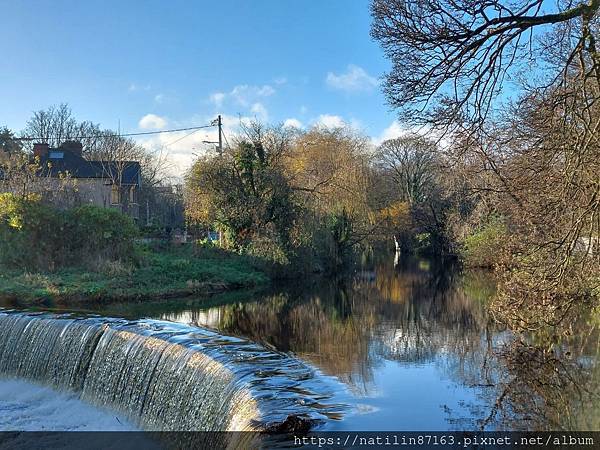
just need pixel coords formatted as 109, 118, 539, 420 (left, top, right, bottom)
0, 378, 136, 431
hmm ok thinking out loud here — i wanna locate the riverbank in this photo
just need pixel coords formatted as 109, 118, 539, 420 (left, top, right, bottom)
0, 245, 269, 306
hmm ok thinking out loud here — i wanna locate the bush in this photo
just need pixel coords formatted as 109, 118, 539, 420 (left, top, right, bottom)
0, 193, 137, 272
462, 217, 508, 268
67, 205, 138, 264
0, 193, 66, 270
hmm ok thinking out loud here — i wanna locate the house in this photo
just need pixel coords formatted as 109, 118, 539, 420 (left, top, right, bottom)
32, 141, 141, 220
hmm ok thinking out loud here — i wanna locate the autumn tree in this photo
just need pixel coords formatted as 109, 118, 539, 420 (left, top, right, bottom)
286, 126, 376, 266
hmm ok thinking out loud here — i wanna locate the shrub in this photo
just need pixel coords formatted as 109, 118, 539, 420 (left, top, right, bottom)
67, 205, 138, 264
0, 193, 66, 270
462, 217, 508, 268
0, 193, 137, 271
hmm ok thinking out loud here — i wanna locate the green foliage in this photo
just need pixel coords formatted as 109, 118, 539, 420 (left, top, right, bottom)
414, 232, 432, 255
462, 218, 508, 268
0, 193, 66, 270
0, 127, 22, 154
186, 140, 298, 264
0, 244, 269, 303
324, 209, 355, 269
67, 205, 138, 263
0, 193, 137, 272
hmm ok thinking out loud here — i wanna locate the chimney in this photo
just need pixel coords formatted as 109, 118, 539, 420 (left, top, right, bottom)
61, 140, 83, 156
33, 143, 49, 159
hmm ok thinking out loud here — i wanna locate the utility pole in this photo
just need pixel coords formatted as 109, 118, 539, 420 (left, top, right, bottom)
217, 114, 222, 154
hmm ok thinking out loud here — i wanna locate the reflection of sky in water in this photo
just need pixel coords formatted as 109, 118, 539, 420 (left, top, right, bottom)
326, 361, 484, 431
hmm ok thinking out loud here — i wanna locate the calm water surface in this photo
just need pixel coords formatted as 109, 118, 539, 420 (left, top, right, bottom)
79, 257, 600, 431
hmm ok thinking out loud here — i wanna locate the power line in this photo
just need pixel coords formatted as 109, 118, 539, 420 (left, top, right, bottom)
222, 128, 231, 149
11, 124, 217, 142
162, 127, 205, 148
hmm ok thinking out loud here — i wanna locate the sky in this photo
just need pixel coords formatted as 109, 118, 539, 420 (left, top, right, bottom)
0, 0, 406, 173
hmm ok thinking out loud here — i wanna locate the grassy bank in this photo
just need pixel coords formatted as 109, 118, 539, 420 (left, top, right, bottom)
0, 244, 269, 305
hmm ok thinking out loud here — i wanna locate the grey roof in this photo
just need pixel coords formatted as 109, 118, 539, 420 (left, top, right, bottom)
38, 148, 141, 186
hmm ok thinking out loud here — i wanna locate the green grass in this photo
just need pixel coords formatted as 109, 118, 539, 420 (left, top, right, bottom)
0, 244, 270, 305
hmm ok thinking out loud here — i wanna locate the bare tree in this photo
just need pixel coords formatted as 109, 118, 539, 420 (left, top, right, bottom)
371, 0, 600, 330
371, 0, 600, 129
376, 135, 438, 207
21, 104, 103, 153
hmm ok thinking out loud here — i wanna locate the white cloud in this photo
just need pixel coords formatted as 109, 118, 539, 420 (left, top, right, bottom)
136, 113, 258, 178
154, 94, 166, 103
373, 120, 411, 145
315, 114, 346, 129
274, 77, 287, 85
231, 84, 275, 106
209, 92, 226, 107
300, 105, 308, 115
138, 114, 168, 130
326, 64, 378, 92
283, 118, 303, 129
209, 84, 276, 108
372, 120, 450, 148
250, 102, 269, 120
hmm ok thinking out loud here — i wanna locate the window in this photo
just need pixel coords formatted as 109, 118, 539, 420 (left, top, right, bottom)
49, 151, 64, 159
129, 186, 137, 204
111, 185, 120, 204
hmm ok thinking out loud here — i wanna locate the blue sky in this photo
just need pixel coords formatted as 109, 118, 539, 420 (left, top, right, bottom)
1, 0, 405, 171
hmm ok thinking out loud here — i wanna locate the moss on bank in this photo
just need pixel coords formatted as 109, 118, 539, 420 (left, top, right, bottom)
0, 244, 269, 305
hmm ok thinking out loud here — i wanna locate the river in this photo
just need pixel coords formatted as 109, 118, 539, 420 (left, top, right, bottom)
1, 257, 598, 431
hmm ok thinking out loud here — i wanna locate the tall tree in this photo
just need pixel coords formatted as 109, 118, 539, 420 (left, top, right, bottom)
376, 135, 437, 207
0, 127, 22, 155
22, 104, 103, 153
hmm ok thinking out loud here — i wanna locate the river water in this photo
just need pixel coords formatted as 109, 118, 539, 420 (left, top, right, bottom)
1, 257, 598, 431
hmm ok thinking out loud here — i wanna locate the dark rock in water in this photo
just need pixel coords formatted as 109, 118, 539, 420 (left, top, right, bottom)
264, 415, 314, 434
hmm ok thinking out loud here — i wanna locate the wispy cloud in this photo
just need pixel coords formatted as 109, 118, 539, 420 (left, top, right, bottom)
128, 83, 151, 92
210, 92, 226, 107
209, 84, 276, 108
154, 94, 166, 104
326, 64, 378, 92
138, 113, 168, 130
250, 102, 269, 121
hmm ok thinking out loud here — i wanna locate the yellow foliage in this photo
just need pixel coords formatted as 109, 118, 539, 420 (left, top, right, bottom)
378, 201, 412, 230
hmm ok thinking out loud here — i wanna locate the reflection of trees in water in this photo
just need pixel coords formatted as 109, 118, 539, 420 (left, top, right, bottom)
166, 257, 598, 430
368, 259, 489, 366
482, 331, 600, 430
195, 259, 492, 396
441, 316, 600, 430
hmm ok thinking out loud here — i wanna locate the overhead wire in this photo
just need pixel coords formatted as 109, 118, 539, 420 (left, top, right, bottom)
11, 124, 216, 142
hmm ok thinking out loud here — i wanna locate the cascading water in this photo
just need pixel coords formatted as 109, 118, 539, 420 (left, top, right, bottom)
0, 310, 342, 433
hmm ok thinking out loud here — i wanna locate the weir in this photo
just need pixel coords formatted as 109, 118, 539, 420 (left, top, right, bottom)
0, 310, 340, 432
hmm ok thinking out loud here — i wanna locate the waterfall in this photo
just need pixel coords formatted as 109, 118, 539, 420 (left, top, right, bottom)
0, 310, 341, 432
